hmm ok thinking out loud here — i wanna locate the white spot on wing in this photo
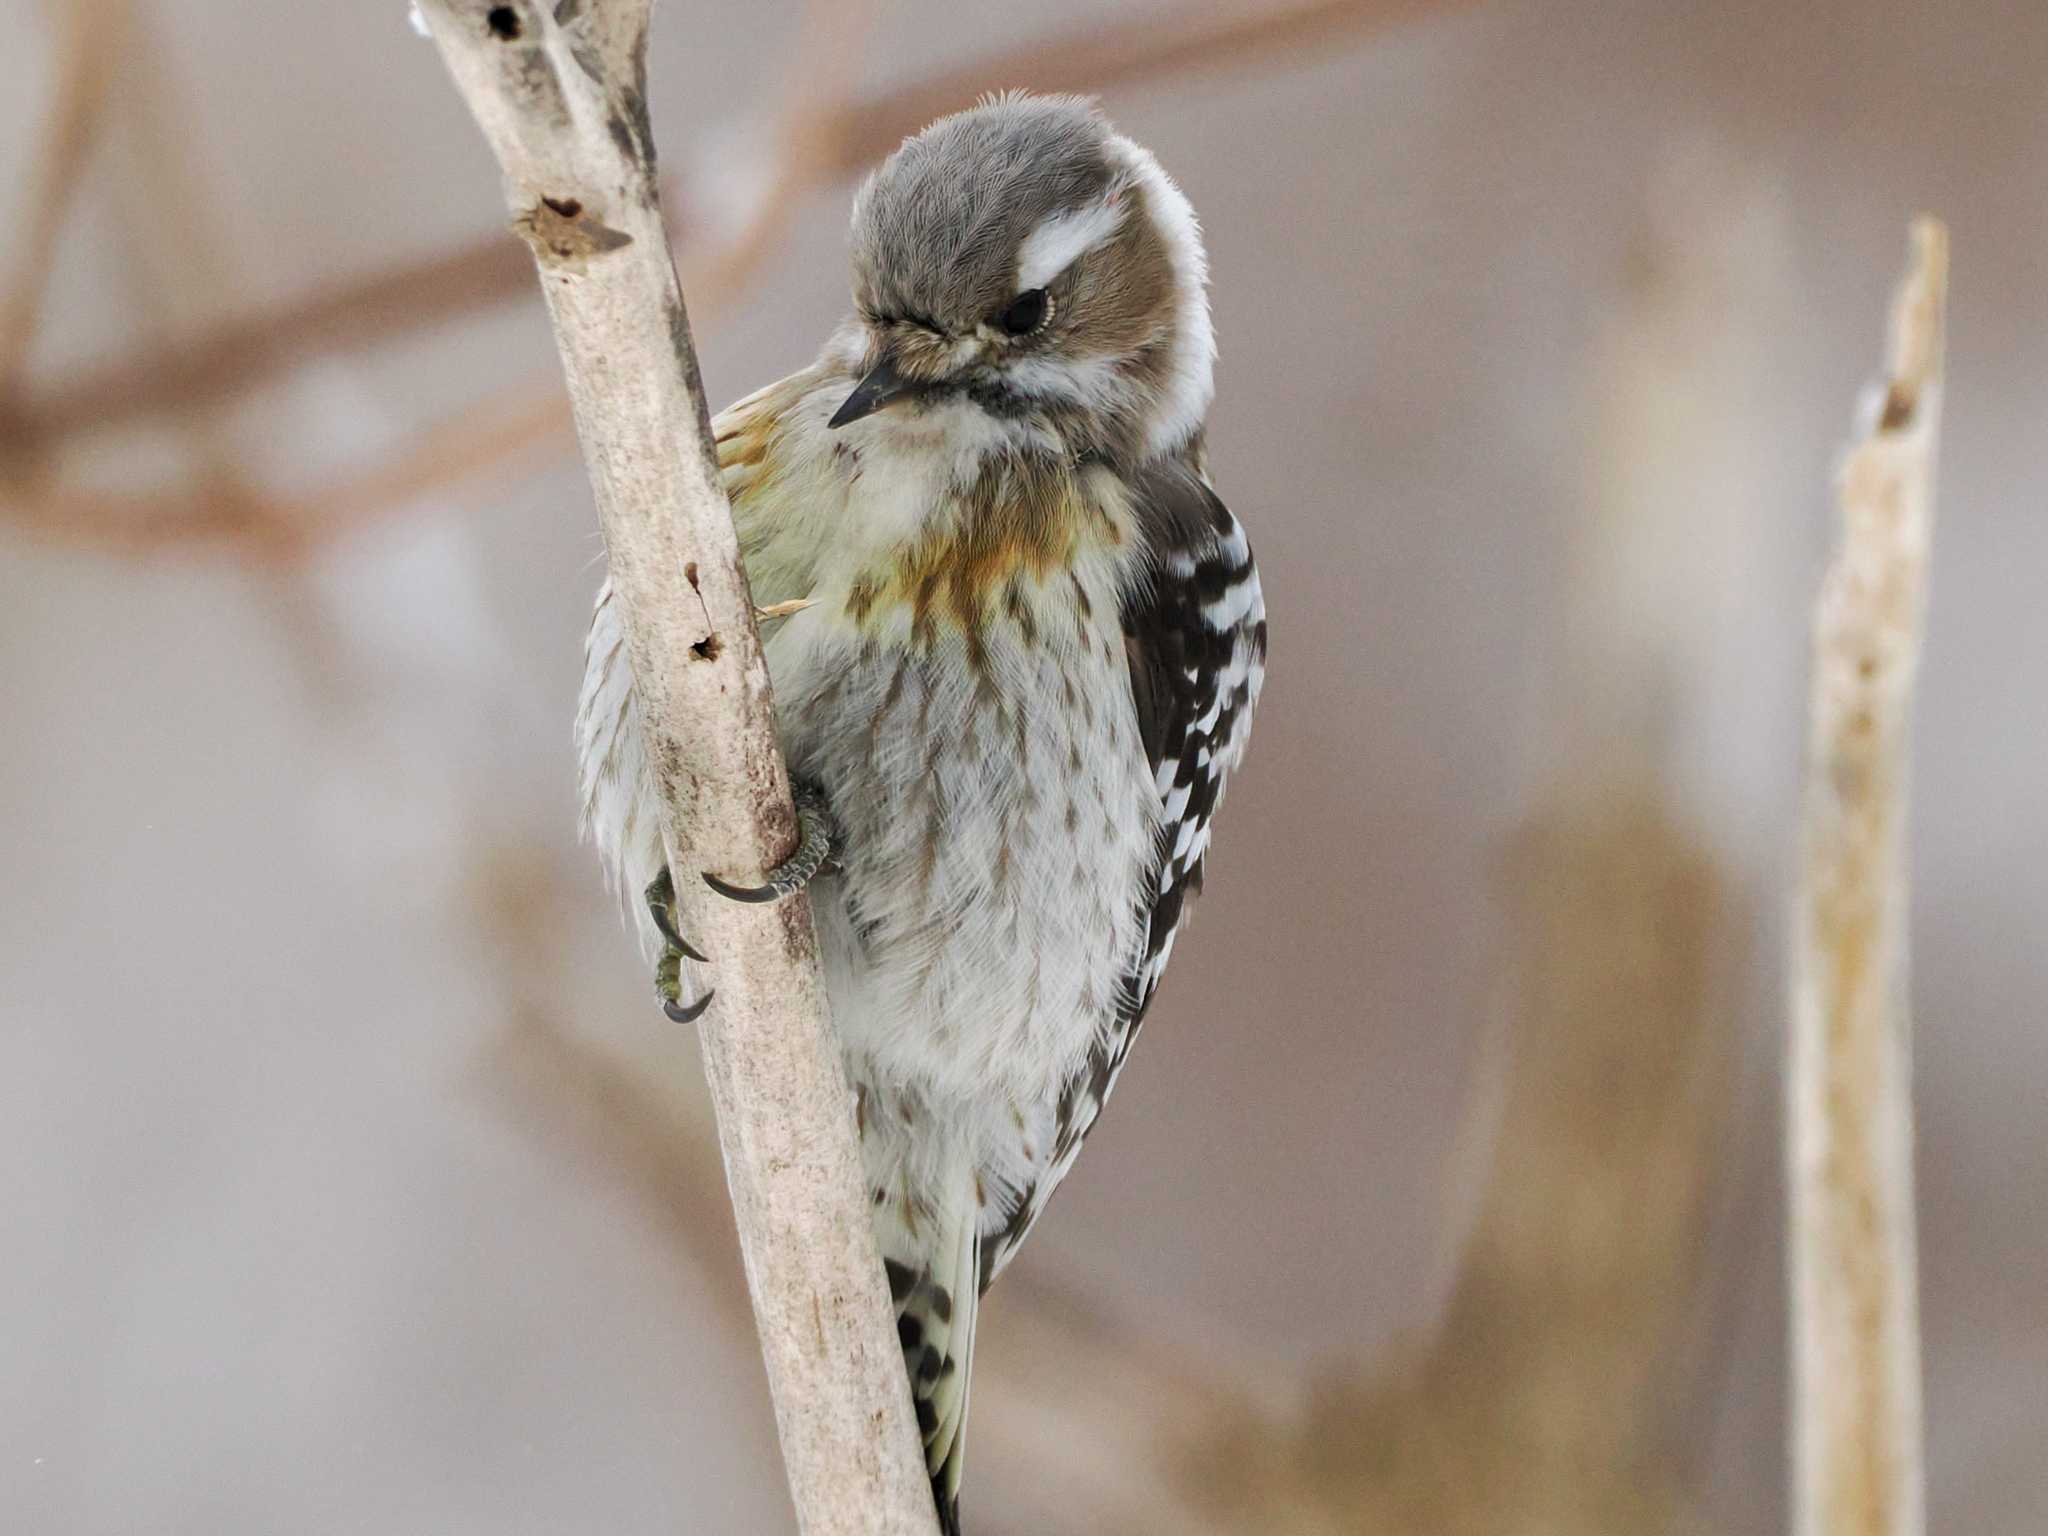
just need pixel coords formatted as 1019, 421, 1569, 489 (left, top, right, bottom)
1203, 576, 1261, 630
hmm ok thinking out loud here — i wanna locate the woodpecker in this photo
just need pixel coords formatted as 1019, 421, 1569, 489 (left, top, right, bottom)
577, 92, 1265, 1533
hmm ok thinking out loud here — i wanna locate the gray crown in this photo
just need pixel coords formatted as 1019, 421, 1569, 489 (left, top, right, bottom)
850, 93, 1119, 331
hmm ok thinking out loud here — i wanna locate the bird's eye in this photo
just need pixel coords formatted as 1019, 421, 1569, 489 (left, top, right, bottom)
997, 288, 1052, 336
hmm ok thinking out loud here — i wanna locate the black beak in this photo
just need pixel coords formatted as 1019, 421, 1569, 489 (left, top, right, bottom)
828, 357, 916, 429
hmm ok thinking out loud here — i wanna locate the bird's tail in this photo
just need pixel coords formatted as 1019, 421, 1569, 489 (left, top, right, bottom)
876, 1176, 982, 1535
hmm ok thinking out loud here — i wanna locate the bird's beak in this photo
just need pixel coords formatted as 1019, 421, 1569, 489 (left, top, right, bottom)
828, 356, 916, 429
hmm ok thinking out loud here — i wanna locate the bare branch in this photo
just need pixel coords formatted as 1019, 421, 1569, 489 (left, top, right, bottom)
1789, 217, 1946, 1536
415, 3, 937, 1532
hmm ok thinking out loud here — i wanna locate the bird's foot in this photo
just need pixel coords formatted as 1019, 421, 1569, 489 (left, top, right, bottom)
646, 867, 712, 1024
703, 780, 839, 904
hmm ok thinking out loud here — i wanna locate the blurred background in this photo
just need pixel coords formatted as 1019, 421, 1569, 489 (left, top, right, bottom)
1, 0, 2042, 1531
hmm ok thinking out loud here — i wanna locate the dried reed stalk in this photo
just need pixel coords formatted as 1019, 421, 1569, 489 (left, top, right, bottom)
1788, 217, 1946, 1536
416, 2, 936, 1531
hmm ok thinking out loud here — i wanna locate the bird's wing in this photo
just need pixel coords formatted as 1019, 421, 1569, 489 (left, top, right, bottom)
711, 363, 837, 609
979, 453, 1267, 1287
574, 363, 831, 947
1116, 456, 1267, 1019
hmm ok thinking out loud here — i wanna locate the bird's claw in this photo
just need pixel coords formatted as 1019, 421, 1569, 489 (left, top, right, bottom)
645, 868, 709, 962
655, 947, 713, 1024
648, 870, 713, 1024
645, 786, 837, 1020
647, 872, 712, 966
703, 783, 838, 905
662, 990, 714, 1025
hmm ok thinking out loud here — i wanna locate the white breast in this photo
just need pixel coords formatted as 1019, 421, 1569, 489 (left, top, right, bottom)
765, 560, 1158, 1130
577, 371, 1169, 1231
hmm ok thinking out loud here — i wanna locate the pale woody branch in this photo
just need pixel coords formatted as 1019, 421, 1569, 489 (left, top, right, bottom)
1789, 217, 1946, 1536
415, 3, 938, 1532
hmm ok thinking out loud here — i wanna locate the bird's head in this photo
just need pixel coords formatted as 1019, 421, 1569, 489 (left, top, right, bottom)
831, 93, 1214, 466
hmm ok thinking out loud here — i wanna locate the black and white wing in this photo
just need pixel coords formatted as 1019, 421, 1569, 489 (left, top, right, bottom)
980, 453, 1267, 1287
1118, 456, 1267, 1021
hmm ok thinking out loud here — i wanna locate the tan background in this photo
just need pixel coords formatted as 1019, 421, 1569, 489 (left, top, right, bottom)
1, 1, 2042, 1531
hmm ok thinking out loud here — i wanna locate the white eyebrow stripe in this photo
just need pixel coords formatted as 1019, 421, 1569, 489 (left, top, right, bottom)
1014, 194, 1128, 292
1108, 135, 1214, 456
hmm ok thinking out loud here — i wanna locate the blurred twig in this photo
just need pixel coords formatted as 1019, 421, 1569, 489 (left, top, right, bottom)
485, 1011, 751, 1323
1788, 218, 1945, 1536
808, 0, 1454, 181
4, 384, 570, 560
0, 0, 126, 387
1, 0, 1454, 558
7, 235, 539, 449
1158, 797, 1726, 1536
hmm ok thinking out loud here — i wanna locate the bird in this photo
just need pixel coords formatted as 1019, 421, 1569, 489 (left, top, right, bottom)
576, 91, 1265, 1533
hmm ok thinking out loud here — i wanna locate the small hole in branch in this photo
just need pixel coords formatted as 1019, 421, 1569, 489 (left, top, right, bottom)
1878, 382, 1916, 432
691, 633, 721, 662
541, 196, 582, 218
486, 7, 521, 39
